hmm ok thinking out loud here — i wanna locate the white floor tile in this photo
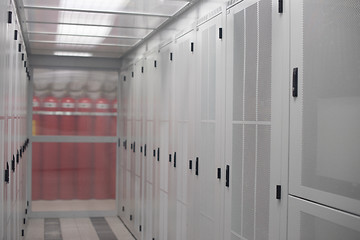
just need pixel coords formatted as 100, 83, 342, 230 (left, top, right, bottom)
75, 218, 100, 240
105, 217, 135, 240
25, 219, 44, 240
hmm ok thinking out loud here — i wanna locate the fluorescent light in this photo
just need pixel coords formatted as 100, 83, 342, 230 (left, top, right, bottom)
54, 51, 93, 57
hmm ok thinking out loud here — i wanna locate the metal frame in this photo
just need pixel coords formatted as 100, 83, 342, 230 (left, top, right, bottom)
29, 40, 133, 48
27, 31, 143, 40
25, 21, 157, 31
23, 5, 172, 18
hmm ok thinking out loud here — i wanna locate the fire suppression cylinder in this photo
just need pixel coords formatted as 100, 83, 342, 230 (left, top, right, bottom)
41, 96, 59, 200
32, 96, 42, 200
77, 98, 93, 199
59, 97, 76, 200
110, 99, 117, 198
94, 98, 111, 199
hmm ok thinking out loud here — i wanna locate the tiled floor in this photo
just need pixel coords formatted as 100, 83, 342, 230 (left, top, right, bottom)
25, 217, 135, 240
32, 200, 116, 212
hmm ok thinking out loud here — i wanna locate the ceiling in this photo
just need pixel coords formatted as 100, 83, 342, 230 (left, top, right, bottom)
16, 0, 193, 58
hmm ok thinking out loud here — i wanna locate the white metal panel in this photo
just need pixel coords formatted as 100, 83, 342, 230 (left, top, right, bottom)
289, 0, 360, 216
224, 1, 274, 240
288, 196, 360, 240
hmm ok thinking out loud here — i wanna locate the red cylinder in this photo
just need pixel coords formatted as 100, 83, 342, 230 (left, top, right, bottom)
41, 96, 59, 200
110, 99, 117, 198
59, 97, 76, 200
94, 98, 111, 199
77, 98, 93, 199
32, 96, 42, 200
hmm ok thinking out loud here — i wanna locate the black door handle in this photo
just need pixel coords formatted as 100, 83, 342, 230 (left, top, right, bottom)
226, 165, 230, 187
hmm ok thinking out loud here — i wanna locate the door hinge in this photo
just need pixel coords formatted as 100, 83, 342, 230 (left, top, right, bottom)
191, 42, 194, 52
219, 28, 223, 39
217, 168, 221, 179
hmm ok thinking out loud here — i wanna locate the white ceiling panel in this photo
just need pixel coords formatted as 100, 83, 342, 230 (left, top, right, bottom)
17, 0, 193, 58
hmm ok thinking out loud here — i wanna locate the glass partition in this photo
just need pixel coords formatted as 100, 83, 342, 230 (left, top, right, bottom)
31, 68, 118, 212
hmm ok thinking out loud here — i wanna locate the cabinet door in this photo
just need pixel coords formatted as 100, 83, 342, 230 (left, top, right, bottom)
288, 196, 360, 240
195, 12, 225, 240
224, 0, 273, 240
174, 30, 195, 240
289, 0, 360, 215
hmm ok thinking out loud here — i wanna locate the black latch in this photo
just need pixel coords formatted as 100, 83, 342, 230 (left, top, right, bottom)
144, 144, 147, 156
219, 28, 223, 39
139, 225, 142, 232
170, 52, 173, 61
292, 68, 298, 97
169, 154, 172, 163
118, 138, 121, 147
140, 146, 143, 153
130, 215, 133, 221
154, 60, 157, 68
191, 42, 194, 52
5, 162, 9, 183
18, 44, 22, 53
22, 230, 24, 236
276, 185, 282, 200
189, 160, 192, 170
157, 148, 160, 161
278, 0, 283, 13
225, 165, 230, 187
195, 157, 199, 176
133, 142, 136, 153
8, 11, 12, 24
132, 72, 134, 78
174, 152, 176, 168
122, 206, 125, 212
141, 67, 144, 73
23, 218, 26, 224
153, 149, 156, 157
12, 155, 15, 172
217, 168, 221, 179
123, 76, 126, 81
14, 30, 18, 40
16, 150, 19, 164
24, 61, 27, 68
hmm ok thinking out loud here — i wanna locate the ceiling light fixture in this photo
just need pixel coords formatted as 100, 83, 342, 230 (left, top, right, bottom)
54, 51, 93, 57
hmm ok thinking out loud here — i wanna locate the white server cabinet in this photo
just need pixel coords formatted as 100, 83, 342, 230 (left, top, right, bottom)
143, 51, 157, 240
173, 29, 196, 240
288, 196, 360, 240
193, 9, 225, 240
289, 0, 360, 216
158, 42, 174, 240
224, 0, 273, 240
152, 50, 162, 240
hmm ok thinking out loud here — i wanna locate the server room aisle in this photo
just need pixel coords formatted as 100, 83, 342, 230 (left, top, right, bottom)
25, 217, 135, 240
